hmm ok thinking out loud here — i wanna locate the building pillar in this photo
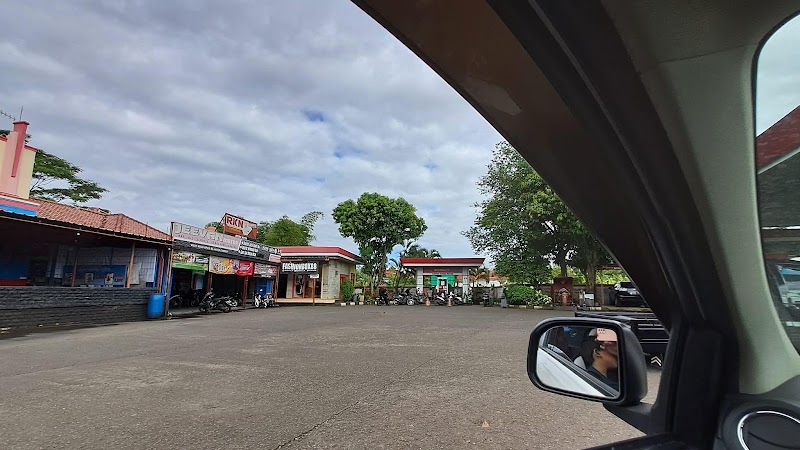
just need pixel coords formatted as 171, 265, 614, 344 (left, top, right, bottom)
415, 268, 423, 295
462, 267, 470, 301
70, 245, 79, 287
125, 241, 136, 288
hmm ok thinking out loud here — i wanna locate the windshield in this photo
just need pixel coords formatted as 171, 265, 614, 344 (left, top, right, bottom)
619, 282, 635, 288
755, 14, 800, 353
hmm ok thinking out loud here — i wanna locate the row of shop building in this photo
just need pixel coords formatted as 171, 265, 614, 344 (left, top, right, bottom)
0, 120, 486, 329
0, 120, 360, 329
168, 221, 362, 306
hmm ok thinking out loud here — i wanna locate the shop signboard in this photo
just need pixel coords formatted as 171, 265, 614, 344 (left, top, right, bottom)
281, 261, 319, 274
223, 213, 258, 240
172, 222, 281, 262
236, 261, 255, 276
172, 222, 241, 251
209, 256, 237, 275
423, 267, 464, 275
254, 263, 278, 278
172, 251, 209, 271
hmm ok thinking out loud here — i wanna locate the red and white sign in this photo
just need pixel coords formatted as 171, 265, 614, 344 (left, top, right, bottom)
223, 213, 258, 239
268, 253, 281, 264
254, 263, 278, 277
236, 260, 255, 276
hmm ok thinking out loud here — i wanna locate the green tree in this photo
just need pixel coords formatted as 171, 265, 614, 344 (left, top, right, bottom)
465, 141, 611, 288
388, 240, 442, 288
205, 222, 224, 233
469, 265, 490, 287
333, 193, 427, 290
1, 131, 108, 204
257, 211, 322, 246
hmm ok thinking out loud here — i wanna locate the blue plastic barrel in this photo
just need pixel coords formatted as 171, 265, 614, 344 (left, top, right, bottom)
147, 293, 165, 319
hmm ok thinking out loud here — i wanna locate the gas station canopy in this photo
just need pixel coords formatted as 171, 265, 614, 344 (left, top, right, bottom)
399, 257, 486, 293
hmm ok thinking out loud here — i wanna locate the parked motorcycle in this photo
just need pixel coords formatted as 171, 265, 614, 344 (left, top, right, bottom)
216, 293, 237, 312
434, 292, 449, 305
198, 290, 216, 313
449, 291, 464, 305
394, 291, 414, 305
254, 292, 278, 308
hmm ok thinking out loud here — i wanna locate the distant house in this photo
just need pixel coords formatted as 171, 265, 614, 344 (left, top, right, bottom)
757, 106, 800, 261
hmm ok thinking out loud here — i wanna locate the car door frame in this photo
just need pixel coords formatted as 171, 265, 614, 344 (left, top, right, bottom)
351, 0, 800, 447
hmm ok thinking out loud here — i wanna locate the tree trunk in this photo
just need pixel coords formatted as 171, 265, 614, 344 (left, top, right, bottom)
556, 249, 568, 278
585, 243, 599, 295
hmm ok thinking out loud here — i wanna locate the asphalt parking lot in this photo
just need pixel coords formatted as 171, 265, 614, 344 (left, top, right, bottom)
0, 306, 659, 449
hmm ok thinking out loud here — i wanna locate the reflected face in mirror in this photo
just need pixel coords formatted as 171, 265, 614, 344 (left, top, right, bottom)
536, 325, 621, 399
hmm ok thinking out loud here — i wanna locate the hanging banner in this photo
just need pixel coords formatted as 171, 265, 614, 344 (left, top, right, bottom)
236, 260, 255, 276
171, 251, 209, 271
254, 263, 278, 278
63, 265, 128, 287
209, 256, 237, 275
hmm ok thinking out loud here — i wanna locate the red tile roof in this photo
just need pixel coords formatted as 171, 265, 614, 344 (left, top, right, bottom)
35, 200, 171, 242
757, 105, 800, 168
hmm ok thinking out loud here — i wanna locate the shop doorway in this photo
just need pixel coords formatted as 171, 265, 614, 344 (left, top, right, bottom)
278, 274, 288, 298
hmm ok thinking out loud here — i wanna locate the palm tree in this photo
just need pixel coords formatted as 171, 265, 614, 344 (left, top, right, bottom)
403, 242, 441, 258
470, 265, 490, 287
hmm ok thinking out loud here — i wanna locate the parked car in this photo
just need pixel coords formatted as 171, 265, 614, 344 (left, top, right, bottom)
607, 281, 646, 307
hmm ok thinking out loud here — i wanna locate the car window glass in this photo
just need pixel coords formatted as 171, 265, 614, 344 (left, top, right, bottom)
754, 14, 800, 353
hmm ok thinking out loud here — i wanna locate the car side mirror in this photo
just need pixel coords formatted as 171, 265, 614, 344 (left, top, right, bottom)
527, 317, 648, 406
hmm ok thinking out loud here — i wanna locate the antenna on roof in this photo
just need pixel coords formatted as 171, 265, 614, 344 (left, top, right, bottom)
18, 106, 23, 121
0, 109, 17, 122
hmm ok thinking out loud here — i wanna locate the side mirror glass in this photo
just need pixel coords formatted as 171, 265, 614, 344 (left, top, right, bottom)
528, 318, 648, 405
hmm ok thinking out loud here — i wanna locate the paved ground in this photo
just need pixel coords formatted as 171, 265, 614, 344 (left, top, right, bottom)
0, 306, 660, 449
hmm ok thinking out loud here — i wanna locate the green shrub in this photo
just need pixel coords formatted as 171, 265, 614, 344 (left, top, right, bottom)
506, 285, 534, 305
505, 285, 552, 306
340, 279, 355, 301
527, 290, 553, 307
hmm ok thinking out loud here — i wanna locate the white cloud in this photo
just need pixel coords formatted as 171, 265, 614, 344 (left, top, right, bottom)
0, 1, 795, 261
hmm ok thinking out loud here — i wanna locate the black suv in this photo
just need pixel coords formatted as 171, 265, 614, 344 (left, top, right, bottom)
607, 282, 646, 307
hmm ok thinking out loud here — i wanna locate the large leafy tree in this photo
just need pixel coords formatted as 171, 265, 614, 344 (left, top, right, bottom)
465, 141, 611, 288
1, 130, 107, 203
257, 211, 322, 246
333, 193, 427, 290
205, 211, 322, 246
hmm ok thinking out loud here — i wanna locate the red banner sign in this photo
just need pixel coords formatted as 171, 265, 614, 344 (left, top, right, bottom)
223, 213, 258, 239
236, 260, 255, 276
424, 267, 463, 274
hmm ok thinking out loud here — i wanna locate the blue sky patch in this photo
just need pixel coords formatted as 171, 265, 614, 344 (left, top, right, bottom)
303, 109, 325, 122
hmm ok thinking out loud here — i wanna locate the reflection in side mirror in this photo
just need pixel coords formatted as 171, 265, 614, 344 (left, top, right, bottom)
535, 325, 620, 400
528, 317, 648, 406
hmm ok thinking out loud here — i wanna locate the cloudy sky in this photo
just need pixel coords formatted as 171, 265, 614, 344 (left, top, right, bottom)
0, 2, 797, 258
